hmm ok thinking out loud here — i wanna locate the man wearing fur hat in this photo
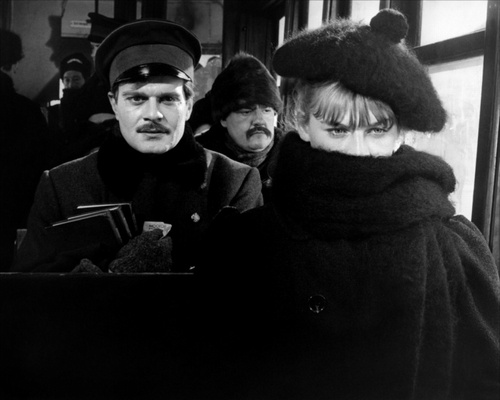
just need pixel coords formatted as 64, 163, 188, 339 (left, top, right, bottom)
14, 19, 263, 273
196, 52, 284, 201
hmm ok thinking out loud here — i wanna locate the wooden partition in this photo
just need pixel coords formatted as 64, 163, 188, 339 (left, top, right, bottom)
0, 273, 225, 399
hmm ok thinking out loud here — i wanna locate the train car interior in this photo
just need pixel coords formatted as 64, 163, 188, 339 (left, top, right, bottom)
0, 1, 498, 398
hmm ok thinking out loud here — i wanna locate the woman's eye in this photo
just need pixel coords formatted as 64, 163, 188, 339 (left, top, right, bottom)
369, 128, 388, 136
327, 128, 349, 137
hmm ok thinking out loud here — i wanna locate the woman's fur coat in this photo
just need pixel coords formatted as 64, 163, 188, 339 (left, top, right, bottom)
200, 132, 500, 400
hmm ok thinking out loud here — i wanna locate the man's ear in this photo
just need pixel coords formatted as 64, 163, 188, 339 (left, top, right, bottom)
185, 98, 193, 120
108, 92, 118, 115
220, 118, 227, 128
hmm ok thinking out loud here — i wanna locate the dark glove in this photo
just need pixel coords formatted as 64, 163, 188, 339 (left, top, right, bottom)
108, 229, 173, 273
71, 258, 104, 274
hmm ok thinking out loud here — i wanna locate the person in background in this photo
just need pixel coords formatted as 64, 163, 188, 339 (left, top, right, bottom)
46, 53, 94, 166
196, 52, 284, 201
190, 89, 213, 136
0, 28, 50, 271
45, 14, 128, 169
190, 56, 222, 135
81, 12, 129, 125
14, 19, 262, 273
199, 9, 500, 400
60, 52, 91, 90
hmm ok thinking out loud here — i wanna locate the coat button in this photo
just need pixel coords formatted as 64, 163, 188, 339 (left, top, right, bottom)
191, 212, 201, 222
308, 294, 326, 314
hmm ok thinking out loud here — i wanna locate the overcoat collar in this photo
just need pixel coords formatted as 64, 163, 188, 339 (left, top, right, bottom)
97, 123, 207, 198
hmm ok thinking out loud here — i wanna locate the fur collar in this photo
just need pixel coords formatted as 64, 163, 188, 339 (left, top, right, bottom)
272, 132, 456, 239
97, 123, 207, 198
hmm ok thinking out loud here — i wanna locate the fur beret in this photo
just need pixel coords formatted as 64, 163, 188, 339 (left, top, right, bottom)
211, 52, 282, 122
272, 9, 446, 133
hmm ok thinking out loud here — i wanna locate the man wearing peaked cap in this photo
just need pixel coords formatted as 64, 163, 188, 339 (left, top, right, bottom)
196, 52, 284, 202
95, 19, 202, 88
15, 19, 263, 273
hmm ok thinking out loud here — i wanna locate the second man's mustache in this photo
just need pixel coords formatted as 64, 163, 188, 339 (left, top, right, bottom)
246, 126, 272, 139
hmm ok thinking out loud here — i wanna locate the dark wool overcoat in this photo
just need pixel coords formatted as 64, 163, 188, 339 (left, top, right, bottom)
199, 132, 500, 400
14, 124, 263, 272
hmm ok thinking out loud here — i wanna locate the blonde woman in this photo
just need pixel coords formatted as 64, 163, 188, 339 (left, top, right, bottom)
200, 9, 499, 400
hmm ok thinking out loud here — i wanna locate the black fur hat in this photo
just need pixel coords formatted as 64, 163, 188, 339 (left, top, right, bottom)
211, 52, 283, 122
272, 9, 446, 133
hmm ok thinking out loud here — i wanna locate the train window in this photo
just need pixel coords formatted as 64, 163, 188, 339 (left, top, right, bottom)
421, 0, 488, 46
351, 0, 381, 23
404, 56, 484, 218
165, 0, 223, 103
307, 0, 323, 29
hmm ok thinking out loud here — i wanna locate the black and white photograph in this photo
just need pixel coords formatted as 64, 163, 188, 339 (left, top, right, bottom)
0, 1, 498, 399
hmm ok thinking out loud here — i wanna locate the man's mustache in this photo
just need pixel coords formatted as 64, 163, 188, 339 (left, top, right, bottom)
246, 126, 272, 139
137, 122, 169, 134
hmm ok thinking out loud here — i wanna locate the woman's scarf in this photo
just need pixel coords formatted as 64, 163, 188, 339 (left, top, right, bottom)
272, 132, 456, 239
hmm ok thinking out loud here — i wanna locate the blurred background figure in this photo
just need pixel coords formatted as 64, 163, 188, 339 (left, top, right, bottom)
190, 89, 213, 136
81, 12, 128, 125
0, 28, 50, 271
60, 52, 90, 90
190, 56, 222, 135
44, 13, 128, 168
46, 52, 92, 166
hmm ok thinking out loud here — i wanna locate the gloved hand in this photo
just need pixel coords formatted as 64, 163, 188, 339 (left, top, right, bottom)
108, 229, 173, 273
71, 258, 104, 273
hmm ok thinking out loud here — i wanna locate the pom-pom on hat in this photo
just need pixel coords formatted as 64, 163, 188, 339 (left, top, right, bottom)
95, 19, 201, 88
211, 52, 283, 122
272, 8, 446, 133
59, 53, 92, 80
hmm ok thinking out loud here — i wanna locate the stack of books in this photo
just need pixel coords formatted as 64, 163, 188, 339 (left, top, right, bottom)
44, 203, 138, 254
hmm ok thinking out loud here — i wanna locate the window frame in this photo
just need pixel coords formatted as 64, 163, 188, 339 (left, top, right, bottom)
411, 1, 499, 258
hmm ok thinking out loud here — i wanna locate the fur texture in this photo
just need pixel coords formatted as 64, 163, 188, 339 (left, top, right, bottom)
272, 132, 456, 238
210, 52, 282, 122
272, 9, 447, 132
